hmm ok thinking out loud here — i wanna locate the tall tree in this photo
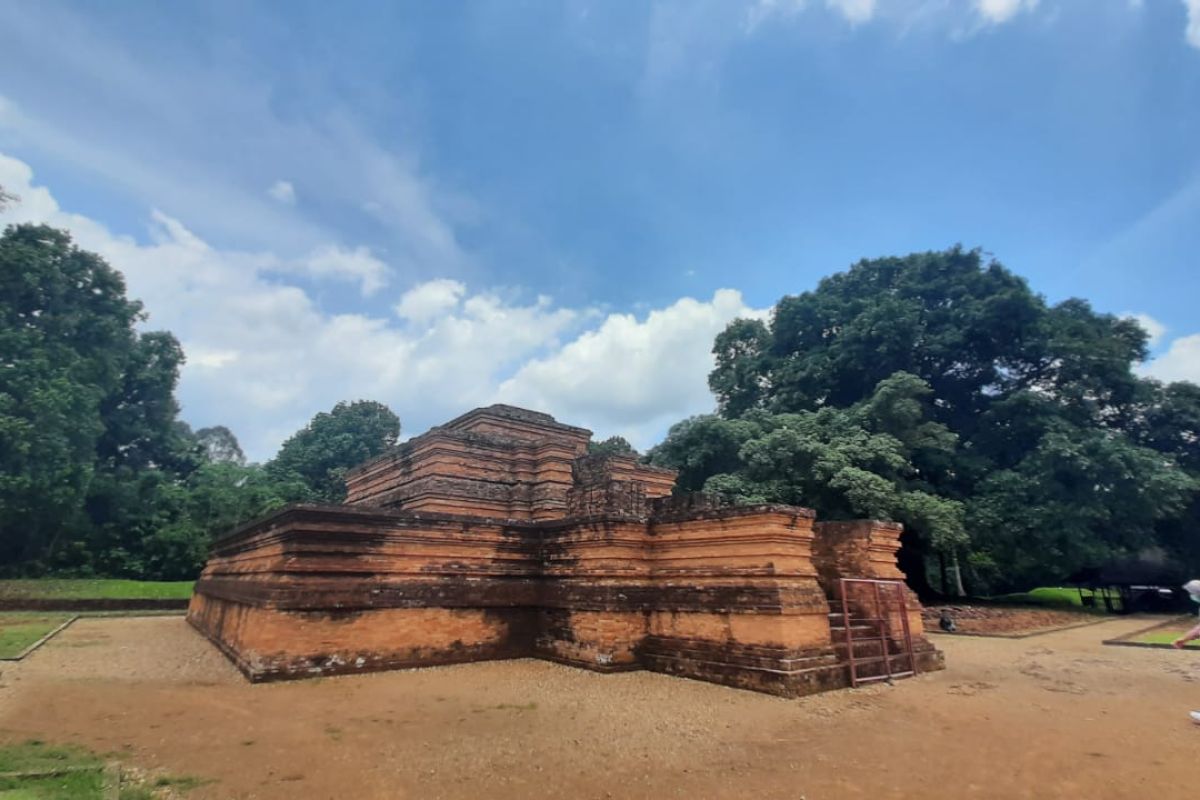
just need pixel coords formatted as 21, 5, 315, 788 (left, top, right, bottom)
702, 247, 1197, 593
0, 224, 216, 576
94, 330, 201, 475
0, 224, 143, 568
268, 400, 401, 503
195, 425, 246, 466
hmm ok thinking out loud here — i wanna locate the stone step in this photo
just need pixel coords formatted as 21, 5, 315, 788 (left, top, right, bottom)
829, 625, 892, 638
831, 641, 904, 658
837, 652, 919, 682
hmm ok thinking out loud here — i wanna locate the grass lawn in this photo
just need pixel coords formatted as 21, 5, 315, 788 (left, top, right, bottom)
0, 740, 150, 799
0, 614, 73, 659
0, 580, 193, 602
1133, 631, 1200, 648
0, 740, 196, 799
991, 586, 1121, 611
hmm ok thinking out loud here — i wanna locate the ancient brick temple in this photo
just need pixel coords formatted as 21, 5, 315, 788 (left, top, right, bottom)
188, 405, 942, 696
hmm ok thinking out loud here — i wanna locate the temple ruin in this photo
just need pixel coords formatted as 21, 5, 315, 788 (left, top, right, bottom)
188, 404, 943, 696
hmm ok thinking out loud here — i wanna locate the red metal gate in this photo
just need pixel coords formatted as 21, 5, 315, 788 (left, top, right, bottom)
838, 578, 918, 688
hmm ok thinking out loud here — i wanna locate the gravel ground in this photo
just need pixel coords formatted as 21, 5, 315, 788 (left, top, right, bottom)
0, 615, 1197, 799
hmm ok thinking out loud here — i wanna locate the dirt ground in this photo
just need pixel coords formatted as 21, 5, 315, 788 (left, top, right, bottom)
0, 616, 1197, 800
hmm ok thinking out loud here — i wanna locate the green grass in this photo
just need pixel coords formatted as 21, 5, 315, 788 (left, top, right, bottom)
0, 580, 193, 601
0, 741, 101, 775
0, 741, 201, 799
990, 586, 1121, 611
0, 741, 102, 800
0, 769, 106, 799
0, 615, 72, 659
1132, 631, 1200, 648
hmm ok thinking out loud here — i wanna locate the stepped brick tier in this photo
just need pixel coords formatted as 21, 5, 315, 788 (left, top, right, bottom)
188, 405, 942, 696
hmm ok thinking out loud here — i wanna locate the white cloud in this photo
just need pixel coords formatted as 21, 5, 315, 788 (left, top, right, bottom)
394, 279, 466, 323
746, 0, 805, 32
295, 245, 391, 297
1, 151, 751, 459
497, 290, 767, 447
973, 0, 1038, 25
267, 180, 296, 205
1142, 334, 1200, 385
1185, 0, 1200, 48
743, 0, 1069, 36
827, 0, 877, 25
1123, 312, 1167, 347
188, 348, 241, 369
749, 0, 881, 30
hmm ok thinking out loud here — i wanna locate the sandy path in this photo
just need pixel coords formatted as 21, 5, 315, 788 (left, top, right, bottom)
0, 615, 1196, 799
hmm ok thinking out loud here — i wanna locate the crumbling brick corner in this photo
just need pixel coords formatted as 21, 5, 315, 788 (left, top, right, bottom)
188, 405, 943, 695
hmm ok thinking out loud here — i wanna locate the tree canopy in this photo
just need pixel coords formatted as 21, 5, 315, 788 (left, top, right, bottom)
0, 223, 401, 578
588, 435, 638, 457
659, 247, 1198, 593
267, 400, 400, 503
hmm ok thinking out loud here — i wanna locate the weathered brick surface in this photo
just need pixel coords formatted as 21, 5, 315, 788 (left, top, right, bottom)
813, 519, 942, 673
189, 405, 942, 694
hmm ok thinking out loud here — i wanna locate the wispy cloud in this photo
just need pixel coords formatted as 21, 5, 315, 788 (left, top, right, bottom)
828, 0, 878, 25
741, 0, 1199, 41
268, 180, 296, 205
973, 0, 1039, 26
1185, 0, 1200, 48
0, 2, 469, 278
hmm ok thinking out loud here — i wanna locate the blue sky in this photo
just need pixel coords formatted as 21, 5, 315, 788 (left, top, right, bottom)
2, 0, 1199, 460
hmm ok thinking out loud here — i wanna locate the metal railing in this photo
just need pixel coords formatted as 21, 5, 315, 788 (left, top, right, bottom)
838, 578, 918, 688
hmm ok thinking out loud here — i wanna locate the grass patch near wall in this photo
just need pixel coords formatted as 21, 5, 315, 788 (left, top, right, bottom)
0, 614, 73, 658
0, 740, 104, 799
0, 740, 201, 798
1134, 631, 1200, 648
990, 586, 1120, 612
0, 580, 194, 602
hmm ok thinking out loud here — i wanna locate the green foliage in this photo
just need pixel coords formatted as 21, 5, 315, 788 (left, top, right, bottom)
588, 435, 638, 457
699, 246, 1200, 593
0, 224, 144, 570
652, 372, 967, 554
0, 222, 400, 580
267, 400, 400, 503
646, 415, 762, 492
194, 425, 245, 466
710, 318, 771, 417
